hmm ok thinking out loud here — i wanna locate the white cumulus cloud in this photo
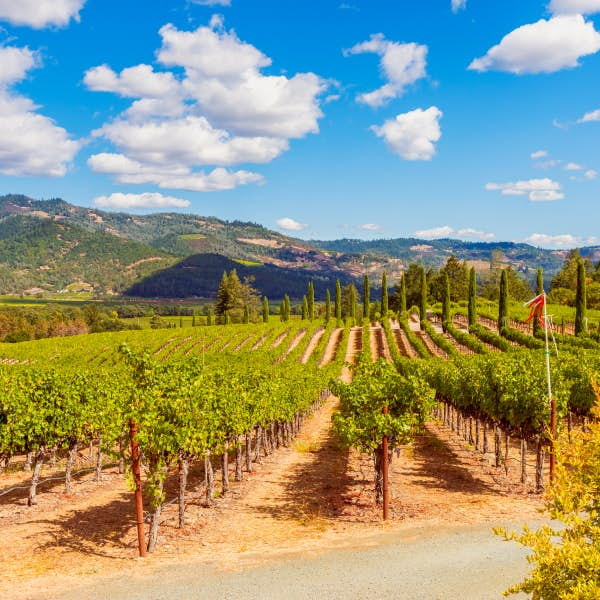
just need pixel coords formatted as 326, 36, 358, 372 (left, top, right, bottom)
565, 162, 583, 170
549, 0, 600, 14
531, 149, 548, 159
578, 108, 600, 122
371, 106, 442, 160
344, 34, 427, 107
485, 178, 564, 201
86, 17, 328, 192
0, 46, 80, 177
456, 228, 495, 241
357, 223, 382, 231
93, 192, 191, 210
191, 0, 231, 5
414, 225, 494, 240
451, 0, 467, 12
468, 15, 600, 74
584, 169, 598, 179
414, 226, 454, 239
276, 217, 308, 231
525, 233, 598, 248
0, 0, 86, 29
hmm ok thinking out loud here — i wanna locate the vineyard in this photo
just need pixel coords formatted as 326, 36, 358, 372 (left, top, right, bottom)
1, 289, 599, 596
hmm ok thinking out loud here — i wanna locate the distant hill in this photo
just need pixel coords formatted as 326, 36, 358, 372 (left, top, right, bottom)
0, 194, 596, 298
125, 253, 356, 300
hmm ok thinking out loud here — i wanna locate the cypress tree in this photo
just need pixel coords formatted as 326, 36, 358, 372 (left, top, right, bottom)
325, 289, 331, 323
279, 300, 285, 322
307, 281, 315, 321
284, 294, 291, 322
243, 305, 249, 324
498, 269, 509, 332
399, 274, 407, 317
575, 259, 588, 336
179, 316, 183, 328
381, 270, 388, 319
207, 307, 213, 326
468, 267, 477, 327
262, 297, 269, 323
301, 296, 308, 320
419, 267, 427, 321
533, 268, 544, 337
363, 274, 370, 322
335, 280, 342, 322
441, 272, 450, 331
192, 311, 196, 327
350, 286, 356, 321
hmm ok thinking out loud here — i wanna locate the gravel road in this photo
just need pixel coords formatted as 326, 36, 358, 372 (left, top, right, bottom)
51, 520, 538, 600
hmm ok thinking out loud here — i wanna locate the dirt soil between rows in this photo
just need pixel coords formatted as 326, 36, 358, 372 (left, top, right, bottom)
1, 330, 544, 599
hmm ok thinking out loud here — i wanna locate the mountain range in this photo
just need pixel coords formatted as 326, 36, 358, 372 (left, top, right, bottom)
0, 194, 596, 300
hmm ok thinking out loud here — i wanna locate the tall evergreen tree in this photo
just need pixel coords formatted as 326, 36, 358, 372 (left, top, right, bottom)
399, 274, 407, 317
441, 272, 450, 331
381, 270, 388, 319
468, 267, 477, 327
243, 305, 249, 324
498, 269, 509, 331
279, 300, 285, 322
192, 311, 196, 327
350, 285, 356, 321
335, 279, 342, 322
533, 268, 544, 337
575, 259, 588, 336
284, 294, 291, 322
301, 296, 308, 320
307, 281, 315, 321
419, 267, 427, 321
224, 310, 230, 325
215, 271, 229, 317
262, 297, 269, 323
325, 289, 331, 323
207, 307, 213, 326
363, 274, 370, 322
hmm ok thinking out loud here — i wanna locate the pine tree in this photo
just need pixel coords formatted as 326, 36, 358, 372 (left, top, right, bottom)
468, 267, 477, 327
224, 311, 230, 325
243, 305, 249, 324
363, 274, 370, 322
283, 295, 291, 322
215, 271, 229, 317
575, 259, 588, 336
262, 297, 269, 323
301, 296, 308, 320
381, 270, 388, 319
498, 269, 509, 332
335, 280, 342, 322
419, 267, 427, 321
325, 289, 331, 323
399, 274, 407, 317
307, 281, 315, 321
533, 268, 544, 337
441, 272, 450, 331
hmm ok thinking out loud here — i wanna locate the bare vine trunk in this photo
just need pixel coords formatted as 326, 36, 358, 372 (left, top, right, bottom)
178, 453, 189, 528
235, 436, 243, 482
205, 453, 214, 506
253, 425, 262, 464
28, 448, 45, 506
535, 437, 544, 492
65, 441, 78, 494
221, 442, 229, 494
520, 438, 527, 484
95, 436, 103, 482
504, 431, 510, 476
483, 421, 489, 454
494, 426, 501, 468
147, 464, 168, 553
245, 432, 253, 473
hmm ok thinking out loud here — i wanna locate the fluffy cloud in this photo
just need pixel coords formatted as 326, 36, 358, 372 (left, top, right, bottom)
88, 153, 262, 192
565, 162, 583, 170
276, 217, 308, 231
357, 223, 382, 231
414, 226, 494, 240
531, 149, 548, 159
578, 108, 600, 122
191, 0, 231, 5
371, 107, 442, 160
468, 15, 600, 74
0, 0, 86, 29
525, 233, 598, 248
86, 17, 327, 192
485, 178, 564, 201
344, 34, 427, 107
451, 0, 467, 12
0, 46, 80, 177
549, 0, 600, 14
93, 192, 191, 210
585, 169, 598, 179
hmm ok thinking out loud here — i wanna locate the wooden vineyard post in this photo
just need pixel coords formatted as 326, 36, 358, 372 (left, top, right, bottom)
129, 419, 146, 558
549, 395, 556, 483
382, 405, 389, 521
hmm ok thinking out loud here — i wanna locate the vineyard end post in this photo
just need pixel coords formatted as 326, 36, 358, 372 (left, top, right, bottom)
382, 405, 389, 521
129, 419, 146, 558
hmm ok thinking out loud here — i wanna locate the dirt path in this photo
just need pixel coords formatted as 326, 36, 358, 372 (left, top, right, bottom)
300, 327, 325, 364
319, 328, 343, 367
274, 328, 306, 363
369, 325, 391, 361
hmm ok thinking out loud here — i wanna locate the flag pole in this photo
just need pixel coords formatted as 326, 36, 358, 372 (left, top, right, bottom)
543, 292, 556, 483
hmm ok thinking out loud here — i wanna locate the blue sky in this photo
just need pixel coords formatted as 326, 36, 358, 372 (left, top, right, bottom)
1, 0, 600, 248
